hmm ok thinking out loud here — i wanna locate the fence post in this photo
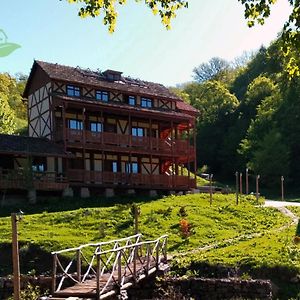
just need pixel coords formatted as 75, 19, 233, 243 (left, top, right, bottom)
52, 253, 57, 294
77, 249, 81, 282
245, 168, 249, 195
256, 175, 260, 203
209, 174, 213, 206
239, 173, 243, 194
235, 171, 239, 205
11, 213, 20, 300
281, 176, 284, 201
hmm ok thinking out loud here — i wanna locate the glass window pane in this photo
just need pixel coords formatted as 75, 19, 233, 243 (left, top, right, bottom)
132, 163, 138, 174
112, 161, 118, 173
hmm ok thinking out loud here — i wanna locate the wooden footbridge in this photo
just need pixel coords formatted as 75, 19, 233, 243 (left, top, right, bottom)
51, 234, 168, 299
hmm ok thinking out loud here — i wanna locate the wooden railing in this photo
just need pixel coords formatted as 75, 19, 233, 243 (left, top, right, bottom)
0, 169, 69, 191
66, 129, 193, 155
52, 234, 168, 298
66, 170, 196, 189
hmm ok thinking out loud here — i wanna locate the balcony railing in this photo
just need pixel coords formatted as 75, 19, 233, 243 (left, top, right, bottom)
0, 169, 69, 191
67, 169, 196, 189
66, 129, 194, 156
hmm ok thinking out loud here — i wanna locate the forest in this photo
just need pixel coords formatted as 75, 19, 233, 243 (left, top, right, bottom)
173, 37, 300, 189
0, 36, 299, 189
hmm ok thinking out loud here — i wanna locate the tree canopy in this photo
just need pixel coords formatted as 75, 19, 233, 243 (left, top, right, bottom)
66, 0, 188, 32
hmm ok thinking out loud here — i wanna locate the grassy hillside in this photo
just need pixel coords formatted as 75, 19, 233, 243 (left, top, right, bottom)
0, 194, 287, 261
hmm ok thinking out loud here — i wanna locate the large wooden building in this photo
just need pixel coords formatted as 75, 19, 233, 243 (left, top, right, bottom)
0, 60, 198, 197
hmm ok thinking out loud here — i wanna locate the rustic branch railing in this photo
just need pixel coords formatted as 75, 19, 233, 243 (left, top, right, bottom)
51, 234, 168, 298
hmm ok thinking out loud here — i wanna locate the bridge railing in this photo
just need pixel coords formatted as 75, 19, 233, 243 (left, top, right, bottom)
51, 233, 168, 297
94, 234, 168, 297
51, 234, 142, 293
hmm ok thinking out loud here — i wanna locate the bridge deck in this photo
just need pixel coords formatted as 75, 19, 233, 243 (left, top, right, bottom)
53, 258, 165, 299
51, 234, 168, 299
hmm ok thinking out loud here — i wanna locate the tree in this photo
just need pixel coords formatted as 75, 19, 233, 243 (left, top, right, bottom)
193, 57, 230, 83
184, 81, 238, 172
239, 0, 300, 77
0, 73, 27, 134
0, 91, 16, 134
66, 0, 188, 33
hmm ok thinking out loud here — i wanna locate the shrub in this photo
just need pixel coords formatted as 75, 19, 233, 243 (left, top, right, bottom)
178, 206, 188, 217
179, 219, 193, 238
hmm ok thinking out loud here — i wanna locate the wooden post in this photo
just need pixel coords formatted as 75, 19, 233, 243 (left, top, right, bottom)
281, 176, 284, 201
118, 252, 122, 286
133, 245, 137, 282
163, 238, 167, 262
156, 242, 160, 269
256, 175, 260, 203
11, 213, 20, 300
245, 168, 249, 195
239, 173, 243, 194
52, 253, 57, 294
77, 249, 81, 282
134, 205, 139, 235
235, 171, 239, 205
209, 174, 213, 206
146, 244, 150, 275
96, 254, 100, 299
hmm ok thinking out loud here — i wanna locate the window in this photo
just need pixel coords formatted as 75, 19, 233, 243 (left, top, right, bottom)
96, 90, 109, 102
132, 127, 144, 137
112, 161, 118, 173
90, 122, 102, 132
67, 85, 81, 97
141, 97, 152, 108
32, 157, 46, 172
69, 119, 83, 130
128, 95, 136, 106
32, 164, 45, 172
125, 162, 138, 174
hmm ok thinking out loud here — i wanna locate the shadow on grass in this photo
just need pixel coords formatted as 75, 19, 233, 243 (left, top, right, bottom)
0, 195, 162, 217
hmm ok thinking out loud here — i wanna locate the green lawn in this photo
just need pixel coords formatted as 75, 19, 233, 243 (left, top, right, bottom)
0, 193, 298, 298
0, 194, 288, 254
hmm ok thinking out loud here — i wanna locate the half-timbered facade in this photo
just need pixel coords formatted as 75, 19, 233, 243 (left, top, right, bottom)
20, 60, 198, 196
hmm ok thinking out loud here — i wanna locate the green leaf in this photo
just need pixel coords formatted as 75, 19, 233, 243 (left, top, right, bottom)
0, 43, 21, 57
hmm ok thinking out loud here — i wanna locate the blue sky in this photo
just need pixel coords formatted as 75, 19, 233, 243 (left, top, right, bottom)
0, 0, 291, 86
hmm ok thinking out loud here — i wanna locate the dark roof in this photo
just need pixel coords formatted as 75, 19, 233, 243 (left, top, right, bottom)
0, 135, 68, 157
176, 101, 199, 115
34, 60, 182, 101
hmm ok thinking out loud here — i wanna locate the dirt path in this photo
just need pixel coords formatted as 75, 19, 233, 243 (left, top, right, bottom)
264, 200, 299, 224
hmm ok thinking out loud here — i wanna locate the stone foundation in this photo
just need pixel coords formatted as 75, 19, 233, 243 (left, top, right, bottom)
80, 187, 90, 198
62, 187, 74, 197
105, 188, 115, 198
128, 277, 273, 300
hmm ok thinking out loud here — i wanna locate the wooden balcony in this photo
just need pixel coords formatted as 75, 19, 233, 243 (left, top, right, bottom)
67, 169, 196, 190
66, 129, 195, 157
0, 170, 69, 191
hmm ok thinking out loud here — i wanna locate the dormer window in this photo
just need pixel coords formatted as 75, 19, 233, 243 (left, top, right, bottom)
128, 95, 136, 106
67, 85, 80, 97
96, 90, 109, 102
141, 97, 152, 108
103, 69, 123, 81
